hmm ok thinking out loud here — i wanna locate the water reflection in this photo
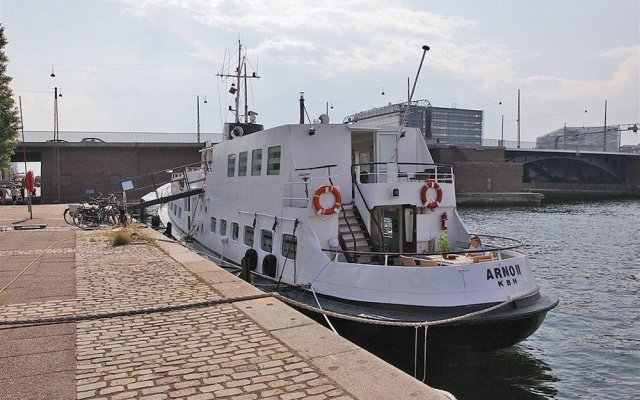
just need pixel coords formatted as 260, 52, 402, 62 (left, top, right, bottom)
425, 345, 559, 400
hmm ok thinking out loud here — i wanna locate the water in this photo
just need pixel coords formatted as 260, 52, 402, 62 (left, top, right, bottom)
427, 200, 640, 399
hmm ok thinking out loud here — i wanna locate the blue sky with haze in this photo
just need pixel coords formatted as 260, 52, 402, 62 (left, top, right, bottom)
1, 0, 638, 145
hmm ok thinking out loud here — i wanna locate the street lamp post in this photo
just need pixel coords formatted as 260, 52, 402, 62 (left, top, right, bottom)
196, 95, 208, 143
501, 115, 504, 147
196, 95, 200, 143
603, 100, 608, 151
53, 86, 61, 203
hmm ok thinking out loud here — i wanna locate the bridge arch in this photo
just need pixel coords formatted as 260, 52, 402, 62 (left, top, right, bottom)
522, 157, 624, 184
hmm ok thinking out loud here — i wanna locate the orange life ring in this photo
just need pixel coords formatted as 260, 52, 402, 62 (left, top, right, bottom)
178, 178, 185, 190
420, 180, 442, 210
313, 185, 342, 215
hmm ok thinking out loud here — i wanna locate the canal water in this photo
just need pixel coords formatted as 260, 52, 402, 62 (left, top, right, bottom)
426, 199, 639, 399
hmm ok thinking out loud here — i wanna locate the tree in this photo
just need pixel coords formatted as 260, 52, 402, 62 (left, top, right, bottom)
0, 24, 19, 171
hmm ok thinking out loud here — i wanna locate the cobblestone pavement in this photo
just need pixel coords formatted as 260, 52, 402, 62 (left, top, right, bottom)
73, 231, 352, 400
2, 224, 354, 399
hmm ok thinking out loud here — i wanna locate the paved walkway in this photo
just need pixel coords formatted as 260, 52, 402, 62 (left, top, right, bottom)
0, 204, 452, 400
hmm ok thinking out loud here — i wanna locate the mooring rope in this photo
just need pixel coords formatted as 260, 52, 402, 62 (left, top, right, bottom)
0, 286, 539, 329
274, 286, 541, 328
0, 293, 276, 326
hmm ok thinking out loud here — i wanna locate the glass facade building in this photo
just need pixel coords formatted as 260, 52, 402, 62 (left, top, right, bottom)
345, 101, 483, 146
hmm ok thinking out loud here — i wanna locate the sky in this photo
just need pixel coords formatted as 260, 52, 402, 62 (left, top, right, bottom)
1, 0, 639, 147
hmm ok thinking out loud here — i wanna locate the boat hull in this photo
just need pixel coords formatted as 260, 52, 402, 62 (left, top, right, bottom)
278, 288, 557, 354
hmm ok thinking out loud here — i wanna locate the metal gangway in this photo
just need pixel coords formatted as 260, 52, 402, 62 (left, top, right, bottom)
120, 161, 208, 220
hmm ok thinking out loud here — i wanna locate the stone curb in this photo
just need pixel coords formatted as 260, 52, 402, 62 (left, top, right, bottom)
144, 227, 454, 400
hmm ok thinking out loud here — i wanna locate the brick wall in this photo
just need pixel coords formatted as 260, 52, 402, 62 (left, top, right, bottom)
40, 144, 201, 203
431, 147, 524, 193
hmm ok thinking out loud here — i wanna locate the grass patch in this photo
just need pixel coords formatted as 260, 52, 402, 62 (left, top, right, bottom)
107, 228, 143, 247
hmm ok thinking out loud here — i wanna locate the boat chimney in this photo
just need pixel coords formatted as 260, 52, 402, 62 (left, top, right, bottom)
299, 92, 305, 124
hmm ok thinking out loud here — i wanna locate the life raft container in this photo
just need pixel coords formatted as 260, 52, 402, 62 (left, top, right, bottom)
313, 185, 342, 216
420, 180, 442, 210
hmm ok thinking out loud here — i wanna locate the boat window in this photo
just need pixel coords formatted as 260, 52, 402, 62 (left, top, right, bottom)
251, 149, 262, 176
184, 197, 190, 211
210, 217, 217, 234
260, 229, 273, 253
231, 222, 239, 241
238, 151, 248, 176
281, 234, 297, 259
178, 207, 182, 218
220, 219, 227, 236
267, 145, 281, 176
244, 226, 254, 247
227, 154, 236, 177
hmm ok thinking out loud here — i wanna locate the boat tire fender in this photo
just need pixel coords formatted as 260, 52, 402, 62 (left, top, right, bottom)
242, 249, 258, 271
313, 185, 342, 216
262, 254, 278, 278
421, 180, 442, 210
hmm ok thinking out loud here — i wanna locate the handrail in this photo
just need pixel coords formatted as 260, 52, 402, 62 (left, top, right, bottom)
353, 179, 385, 251
295, 164, 338, 171
322, 234, 524, 260
339, 203, 358, 254
351, 161, 454, 168
351, 162, 454, 184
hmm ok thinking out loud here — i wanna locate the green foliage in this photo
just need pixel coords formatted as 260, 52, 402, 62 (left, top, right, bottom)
438, 232, 450, 253
0, 24, 19, 170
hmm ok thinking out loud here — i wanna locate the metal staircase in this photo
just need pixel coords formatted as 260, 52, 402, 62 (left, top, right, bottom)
338, 203, 379, 263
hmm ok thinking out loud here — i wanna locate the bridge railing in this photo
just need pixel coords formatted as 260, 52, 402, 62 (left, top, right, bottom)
21, 130, 224, 144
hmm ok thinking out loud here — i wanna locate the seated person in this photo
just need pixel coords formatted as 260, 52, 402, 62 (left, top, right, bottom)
466, 234, 487, 256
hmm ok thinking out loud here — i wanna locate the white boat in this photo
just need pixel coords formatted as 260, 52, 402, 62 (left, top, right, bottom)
160, 42, 557, 355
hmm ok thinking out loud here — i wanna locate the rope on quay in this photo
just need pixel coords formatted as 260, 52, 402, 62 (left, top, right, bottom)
0, 286, 539, 328
0, 293, 277, 326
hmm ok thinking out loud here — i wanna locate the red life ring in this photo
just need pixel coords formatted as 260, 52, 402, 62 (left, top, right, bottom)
313, 185, 342, 216
420, 180, 442, 210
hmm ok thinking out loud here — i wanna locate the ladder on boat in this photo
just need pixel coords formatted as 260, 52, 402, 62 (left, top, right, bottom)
338, 203, 379, 263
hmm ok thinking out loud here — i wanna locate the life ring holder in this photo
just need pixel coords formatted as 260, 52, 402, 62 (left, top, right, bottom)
313, 185, 342, 216
420, 180, 442, 210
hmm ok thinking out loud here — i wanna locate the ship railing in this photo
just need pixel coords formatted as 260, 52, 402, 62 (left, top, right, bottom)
321, 234, 525, 266
282, 164, 339, 208
349, 162, 454, 253
351, 162, 454, 184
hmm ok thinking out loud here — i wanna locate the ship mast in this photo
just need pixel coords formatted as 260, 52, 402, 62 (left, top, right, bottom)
217, 40, 260, 124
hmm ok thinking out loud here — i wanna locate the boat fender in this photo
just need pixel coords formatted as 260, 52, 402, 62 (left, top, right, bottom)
242, 249, 258, 271
262, 254, 278, 278
420, 180, 442, 210
313, 185, 342, 216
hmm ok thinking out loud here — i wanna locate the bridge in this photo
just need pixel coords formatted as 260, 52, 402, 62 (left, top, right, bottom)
8, 131, 640, 203
430, 146, 640, 200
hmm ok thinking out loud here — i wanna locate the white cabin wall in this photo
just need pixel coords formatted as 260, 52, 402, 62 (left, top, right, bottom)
288, 124, 353, 248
